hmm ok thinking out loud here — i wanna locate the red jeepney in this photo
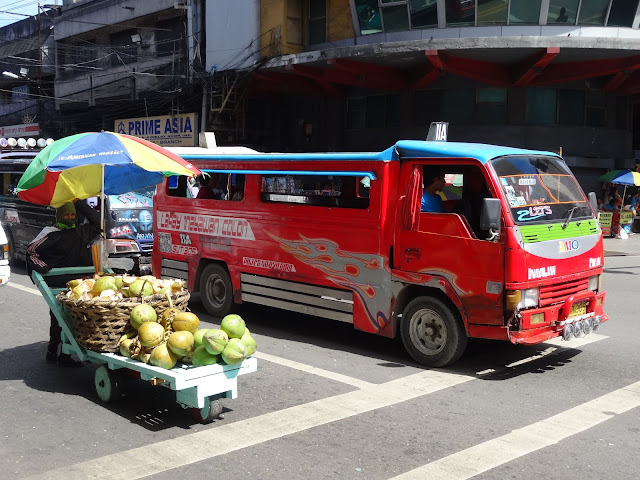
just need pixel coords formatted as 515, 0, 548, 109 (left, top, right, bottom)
153, 139, 607, 366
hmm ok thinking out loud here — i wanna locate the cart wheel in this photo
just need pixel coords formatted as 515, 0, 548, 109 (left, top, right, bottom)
94, 366, 124, 403
192, 397, 224, 424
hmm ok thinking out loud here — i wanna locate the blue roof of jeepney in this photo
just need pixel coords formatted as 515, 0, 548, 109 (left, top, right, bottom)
176, 141, 561, 164
393, 140, 562, 164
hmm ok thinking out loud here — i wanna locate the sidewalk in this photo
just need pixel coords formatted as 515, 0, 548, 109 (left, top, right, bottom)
603, 232, 640, 257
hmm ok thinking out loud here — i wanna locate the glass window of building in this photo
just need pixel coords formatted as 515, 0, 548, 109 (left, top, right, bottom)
477, 0, 508, 25
443, 88, 474, 124
356, 0, 383, 34
476, 88, 507, 124
414, 90, 442, 126
607, 0, 639, 28
366, 96, 386, 128
526, 89, 557, 125
309, 0, 327, 44
346, 98, 366, 129
615, 96, 627, 129
509, 0, 542, 24
558, 90, 585, 125
577, 0, 610, 25
585, 91, 606, 126
446, 0, 475, 26
410, 0, 438, 28
548, 0, 579, 24
381, 3, 411, 32
387, 94, 403, 127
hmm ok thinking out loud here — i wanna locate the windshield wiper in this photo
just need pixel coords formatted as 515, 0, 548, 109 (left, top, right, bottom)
562, 206, 579, 229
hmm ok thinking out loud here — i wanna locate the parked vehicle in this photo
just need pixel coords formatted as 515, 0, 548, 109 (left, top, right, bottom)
0, 221, 9, 286
152, 130, 607, 367
0, 137, 153, 274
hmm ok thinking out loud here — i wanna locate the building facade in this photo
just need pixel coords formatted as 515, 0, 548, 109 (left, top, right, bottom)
206, 0, 640, 192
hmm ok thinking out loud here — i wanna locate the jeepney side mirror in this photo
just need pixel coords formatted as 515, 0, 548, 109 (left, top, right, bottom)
588, 191, 598, 215
480, 198, 501, 231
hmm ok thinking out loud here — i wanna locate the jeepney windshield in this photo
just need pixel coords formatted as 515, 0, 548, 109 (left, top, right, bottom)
490, 155, 592, 225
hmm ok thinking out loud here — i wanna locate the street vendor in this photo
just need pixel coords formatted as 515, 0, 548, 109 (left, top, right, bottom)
26, 200, 101, 367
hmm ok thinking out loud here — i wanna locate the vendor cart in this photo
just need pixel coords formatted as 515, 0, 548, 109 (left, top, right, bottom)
32, 266, 257, 423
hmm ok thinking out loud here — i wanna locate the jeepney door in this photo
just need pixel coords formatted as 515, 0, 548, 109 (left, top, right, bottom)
395, 162, 505, 325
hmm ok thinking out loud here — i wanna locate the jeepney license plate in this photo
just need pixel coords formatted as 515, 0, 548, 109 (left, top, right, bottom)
569, 302, 587, 317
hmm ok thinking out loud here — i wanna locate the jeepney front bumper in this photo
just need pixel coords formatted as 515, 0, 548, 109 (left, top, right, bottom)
509, 290, 607, 345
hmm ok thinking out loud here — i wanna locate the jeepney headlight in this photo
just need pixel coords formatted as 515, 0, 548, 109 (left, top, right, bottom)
518, 288, 539, 310
0, 244, 7, 259
588, 275, 601, 292
506, 288, 539, 310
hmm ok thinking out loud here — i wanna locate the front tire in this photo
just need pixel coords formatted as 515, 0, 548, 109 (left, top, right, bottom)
199, 263, 233, 317
400, 296, 467, 367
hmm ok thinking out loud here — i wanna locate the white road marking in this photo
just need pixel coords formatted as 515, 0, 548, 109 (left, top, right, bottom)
253, 351, 375, 389
23, 370, 473, 480
389, 381, 640, 480
6, 282, 41, 296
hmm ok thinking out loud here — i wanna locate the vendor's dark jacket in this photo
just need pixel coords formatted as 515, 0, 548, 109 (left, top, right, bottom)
26, 202, 101, 285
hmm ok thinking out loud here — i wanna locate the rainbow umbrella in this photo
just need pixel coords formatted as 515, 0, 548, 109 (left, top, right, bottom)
598, 169, 640, 186
16, 131, 201, 207
16, 131, 201, 271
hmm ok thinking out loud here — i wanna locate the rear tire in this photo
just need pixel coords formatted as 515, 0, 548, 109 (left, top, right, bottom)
400, 296, 467, 367
199, 263, 233, 317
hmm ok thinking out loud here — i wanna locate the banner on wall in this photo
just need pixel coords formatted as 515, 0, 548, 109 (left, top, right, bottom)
114, 113, 197, 147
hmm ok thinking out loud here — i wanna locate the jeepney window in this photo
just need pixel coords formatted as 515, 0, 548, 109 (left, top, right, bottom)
261, 174, 370, 209
166, 173, 245, 201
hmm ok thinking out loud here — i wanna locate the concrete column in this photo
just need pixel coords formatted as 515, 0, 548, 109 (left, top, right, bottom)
540, 0, 550, 25
633, 1, 640, 29
437, 0, 446, 28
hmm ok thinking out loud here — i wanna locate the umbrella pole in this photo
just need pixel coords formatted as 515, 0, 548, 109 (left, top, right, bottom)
99, 164, 106, 273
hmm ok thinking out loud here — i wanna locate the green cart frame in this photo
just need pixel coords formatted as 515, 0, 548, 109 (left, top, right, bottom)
32, 266, 257, 423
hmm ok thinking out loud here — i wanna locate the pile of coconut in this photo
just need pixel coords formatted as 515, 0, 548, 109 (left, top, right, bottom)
65, 274, 185, 301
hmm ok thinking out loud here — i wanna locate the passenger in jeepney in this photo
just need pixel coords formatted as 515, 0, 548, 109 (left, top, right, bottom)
421, 167, 446, 213
197, 173, 227, 200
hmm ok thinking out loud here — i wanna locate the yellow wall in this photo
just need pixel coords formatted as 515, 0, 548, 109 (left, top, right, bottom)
326, 0, 354, 42
260, 0, 355, 57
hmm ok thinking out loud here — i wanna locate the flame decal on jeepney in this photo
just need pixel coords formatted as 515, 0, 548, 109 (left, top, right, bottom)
265, 232, 390, 330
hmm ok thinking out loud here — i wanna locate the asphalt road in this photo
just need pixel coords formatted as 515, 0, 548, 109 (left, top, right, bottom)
0, 256, 638, 480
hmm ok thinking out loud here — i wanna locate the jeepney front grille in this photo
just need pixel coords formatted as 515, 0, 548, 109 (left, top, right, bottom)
539, 278, 589, 307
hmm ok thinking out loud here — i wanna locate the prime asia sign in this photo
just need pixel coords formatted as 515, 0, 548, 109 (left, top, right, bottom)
114, 113, 196, 147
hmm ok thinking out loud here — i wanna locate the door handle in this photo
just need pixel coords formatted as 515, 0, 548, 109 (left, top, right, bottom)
405, 247, 420, 259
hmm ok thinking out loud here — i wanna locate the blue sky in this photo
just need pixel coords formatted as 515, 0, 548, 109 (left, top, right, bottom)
0, 2, 45, 29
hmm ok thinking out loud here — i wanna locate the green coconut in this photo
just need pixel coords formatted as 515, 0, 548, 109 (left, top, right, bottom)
221, 338, 246, 365
240, 334, 257, 357
191, 345, 218, 367
220, 314, 246, 339
129, 304, 157, 330
203, 329, 228, 355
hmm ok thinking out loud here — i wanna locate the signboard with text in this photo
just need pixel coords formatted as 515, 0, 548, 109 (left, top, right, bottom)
0, 123, 39, 137
597, 212, 612, 236
114, 113, 197, 147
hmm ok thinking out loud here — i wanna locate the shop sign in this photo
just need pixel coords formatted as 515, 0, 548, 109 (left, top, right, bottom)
114, 113, 197, 147
620, 211, 633, 225
0, 123, 39, 137
597, 212, 613, 236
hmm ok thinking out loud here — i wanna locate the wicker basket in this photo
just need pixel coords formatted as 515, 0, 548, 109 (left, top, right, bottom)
56, 290, 190, 353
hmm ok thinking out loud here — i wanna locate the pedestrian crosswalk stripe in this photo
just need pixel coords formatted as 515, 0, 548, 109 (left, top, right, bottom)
22, 370, 473, 480
6, 282, 41, 296
388, 381, 640, 480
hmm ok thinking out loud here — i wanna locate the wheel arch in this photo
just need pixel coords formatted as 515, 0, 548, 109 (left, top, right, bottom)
393, 281, 468, 338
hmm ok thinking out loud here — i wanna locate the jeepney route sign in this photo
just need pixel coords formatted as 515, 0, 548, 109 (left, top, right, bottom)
157, 212, 255, 240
